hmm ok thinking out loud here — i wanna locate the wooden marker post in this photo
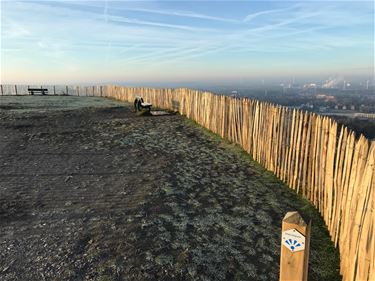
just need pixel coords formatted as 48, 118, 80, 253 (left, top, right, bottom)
280, 211, 311, 281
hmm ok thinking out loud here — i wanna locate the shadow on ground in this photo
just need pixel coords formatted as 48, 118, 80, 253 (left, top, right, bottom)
0, 96, 341, 281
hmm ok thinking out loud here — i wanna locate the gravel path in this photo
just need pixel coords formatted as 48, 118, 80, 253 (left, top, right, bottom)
0, 96, 340, 281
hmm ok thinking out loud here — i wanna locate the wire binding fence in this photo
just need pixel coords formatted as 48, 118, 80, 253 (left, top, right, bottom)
102, 85, 374, 281
1, 84, 373, 281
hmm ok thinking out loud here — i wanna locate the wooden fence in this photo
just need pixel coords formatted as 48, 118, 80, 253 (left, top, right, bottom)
102, 86, 374, 281
1, 85, 374, 281
0, 84, 103, 96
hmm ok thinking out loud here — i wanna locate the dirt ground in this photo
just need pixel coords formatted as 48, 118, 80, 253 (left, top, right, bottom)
0, 96, 340, 281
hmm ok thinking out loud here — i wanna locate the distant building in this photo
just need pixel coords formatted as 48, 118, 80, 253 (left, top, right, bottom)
303, 83, 317, 89
315, 94, 335, 102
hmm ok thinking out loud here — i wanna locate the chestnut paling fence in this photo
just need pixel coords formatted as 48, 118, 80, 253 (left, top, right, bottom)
1, 84, 374, 281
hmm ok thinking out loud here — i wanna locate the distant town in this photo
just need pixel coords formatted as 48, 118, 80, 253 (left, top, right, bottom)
215, 77, 375, 139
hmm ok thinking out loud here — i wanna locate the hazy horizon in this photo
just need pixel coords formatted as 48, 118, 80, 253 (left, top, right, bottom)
1, 0, 374, 86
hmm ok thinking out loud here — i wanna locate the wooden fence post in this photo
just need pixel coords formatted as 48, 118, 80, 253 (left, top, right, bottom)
66, 85, 69, 95
280, 211, 311, 281
0, 84, 3, 96
15, 85, 18, 95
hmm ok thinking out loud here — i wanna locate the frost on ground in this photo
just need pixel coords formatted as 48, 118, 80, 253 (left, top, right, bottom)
0, 96, 340, 281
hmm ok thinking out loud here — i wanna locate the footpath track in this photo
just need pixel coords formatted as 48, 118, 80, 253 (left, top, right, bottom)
0, 96, 340, 281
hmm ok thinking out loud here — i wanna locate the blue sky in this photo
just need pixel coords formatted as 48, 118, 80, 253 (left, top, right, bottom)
1, 0, 374, 85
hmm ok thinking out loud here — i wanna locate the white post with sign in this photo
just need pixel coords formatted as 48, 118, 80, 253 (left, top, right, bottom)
280, 211, 311, 281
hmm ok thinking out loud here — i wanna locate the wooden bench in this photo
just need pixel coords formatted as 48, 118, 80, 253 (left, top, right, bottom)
134, 96, 152, 112
28, 87, 48, 95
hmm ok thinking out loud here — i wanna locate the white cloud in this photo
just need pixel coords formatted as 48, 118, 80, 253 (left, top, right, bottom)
1, 0, 373, 83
